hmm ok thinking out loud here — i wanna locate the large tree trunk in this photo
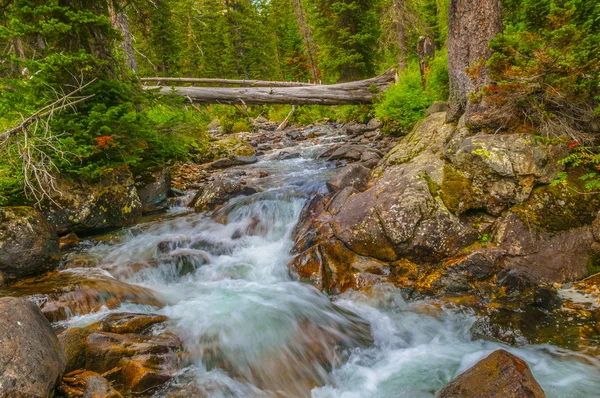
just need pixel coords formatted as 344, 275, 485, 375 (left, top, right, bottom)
393, 0, 408, 71
292, 0, 320, 82
144, 69, 397, 105
446, 0, 502, 122
108, 0, 138, 72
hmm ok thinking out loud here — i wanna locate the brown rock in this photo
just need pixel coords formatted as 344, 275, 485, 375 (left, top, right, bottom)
0, 297, 66, 397
189, 175, 258, 212
135, 166, 171, 214
1, 269, 164, 322
437, 349, 545, 398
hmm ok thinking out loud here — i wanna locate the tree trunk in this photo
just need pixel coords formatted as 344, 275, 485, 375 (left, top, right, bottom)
292, 0, 320, 82
418, 36, 435, 87
446, 0, 502, 122
393, 0, 408, 71
108, 0, 138, 72
141, 77, 316, 87
145, 69, 397, 105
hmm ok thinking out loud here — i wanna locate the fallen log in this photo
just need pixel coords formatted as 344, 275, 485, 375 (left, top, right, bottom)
141, 77, 316, 87
144, 69, 397, 105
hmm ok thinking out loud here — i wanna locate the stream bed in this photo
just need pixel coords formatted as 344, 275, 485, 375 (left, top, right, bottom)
52, 136, 600, 397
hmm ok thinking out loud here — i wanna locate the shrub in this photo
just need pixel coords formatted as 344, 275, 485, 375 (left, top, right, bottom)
374, 51, 449, 135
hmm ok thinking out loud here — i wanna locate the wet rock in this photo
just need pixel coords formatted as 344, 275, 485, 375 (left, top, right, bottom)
533, 287, 562, 311
59, 327, 95, 372
437, 349, 545, 398
85, 331, 181, 393
60, 232, 81, 251
43, 170, 143, 235
326, 164, 370, 193
97, 312, 169, 335
1, 269, 164, 322
274, 151, 301, 160
135, 166, 171, 214
0, 206, 60, 285
208, 155, 258, 170
57, 370, 122, 398
290, 113, 478, 294
0, 297, 66, 397
189, 175, 258, 213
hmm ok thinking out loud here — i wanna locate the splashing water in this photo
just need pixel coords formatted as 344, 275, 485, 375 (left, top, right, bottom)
64, 143, 600, 397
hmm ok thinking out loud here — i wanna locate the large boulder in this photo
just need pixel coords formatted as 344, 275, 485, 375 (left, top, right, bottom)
442, 127, 567, 215
326, 164, 370, 193
0, 297, 67, 397
0, 206, 60, 285
135, 166, 171, 214
43, 170, 142, 235
437, 349, 545, 398
289, 113, 478, 294
189, 175, 258, 213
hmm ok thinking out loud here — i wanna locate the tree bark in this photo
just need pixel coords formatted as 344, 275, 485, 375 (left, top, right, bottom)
108, 0, 138, 72
145, 69, 397, 105
418, 36, 435, 87
446, 0, 502, 122
141, 77, 316, 87
292, 0, 320, 82
393, 0, 408, 71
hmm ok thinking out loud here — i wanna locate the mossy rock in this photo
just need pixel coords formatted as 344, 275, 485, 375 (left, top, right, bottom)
440, 162, 476, 215
511, 170, 600, 234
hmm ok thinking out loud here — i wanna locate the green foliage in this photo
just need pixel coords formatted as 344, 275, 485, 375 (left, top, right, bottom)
305, 0, 381, 82
374, 51, 449, 134
475, 0, 600, 137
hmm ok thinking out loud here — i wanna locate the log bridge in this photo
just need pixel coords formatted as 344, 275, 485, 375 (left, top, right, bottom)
141, 69, 397, 106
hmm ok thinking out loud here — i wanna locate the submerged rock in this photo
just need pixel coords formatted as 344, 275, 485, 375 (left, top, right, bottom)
43, 170, 143, 235
437, 349, 545, 398
57, 370, 122, 398
0, 206, 60, 285
0, 297, 66, 397
1, 269, 164, 322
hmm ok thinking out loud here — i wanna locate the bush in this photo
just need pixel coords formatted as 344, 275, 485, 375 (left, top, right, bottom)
374, 51, 449, 135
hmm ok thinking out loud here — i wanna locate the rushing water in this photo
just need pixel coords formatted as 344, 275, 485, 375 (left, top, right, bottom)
61, 138, 600, 397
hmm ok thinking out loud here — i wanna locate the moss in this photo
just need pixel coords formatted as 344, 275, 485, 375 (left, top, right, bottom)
423, 172, 441, 198
587, 254, 600, 276
440, 162, 475, 215
511, 170, 600, 233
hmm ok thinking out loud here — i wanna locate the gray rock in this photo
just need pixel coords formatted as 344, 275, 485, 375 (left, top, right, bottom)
190, 176, 258, 212
426, 101, 449, 115
0, 206, 60, 284
326, 164, 370, 193
208, 155, 258, 169
135, 167, 171, 214
0, 297, 67, 397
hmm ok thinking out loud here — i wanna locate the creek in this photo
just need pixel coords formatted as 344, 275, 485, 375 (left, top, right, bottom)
57, 133, 600, 397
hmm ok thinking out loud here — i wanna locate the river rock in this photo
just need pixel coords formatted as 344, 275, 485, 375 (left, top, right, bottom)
0, 206, 60, 285
43, 170, 143, 235
57, 370, 122, 398
135, 166, 171, 214
85, 330, 181, 393
326, 164, 370, 193
190, 175, 258, 212
290, 113, 478, 294
208, 155, 258, 170
0, 297, 66, 397
437, 349, 545, 398
426, 101, 449, 115
2, 269, 164, 322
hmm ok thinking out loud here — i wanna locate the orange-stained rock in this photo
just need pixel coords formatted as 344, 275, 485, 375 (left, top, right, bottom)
118, 355, 172, 394
57, 370, 122, 398
59, 232, 81, 251
437, 349, 546, 398
96, 312, 169, 335
0, 269, 164, 322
